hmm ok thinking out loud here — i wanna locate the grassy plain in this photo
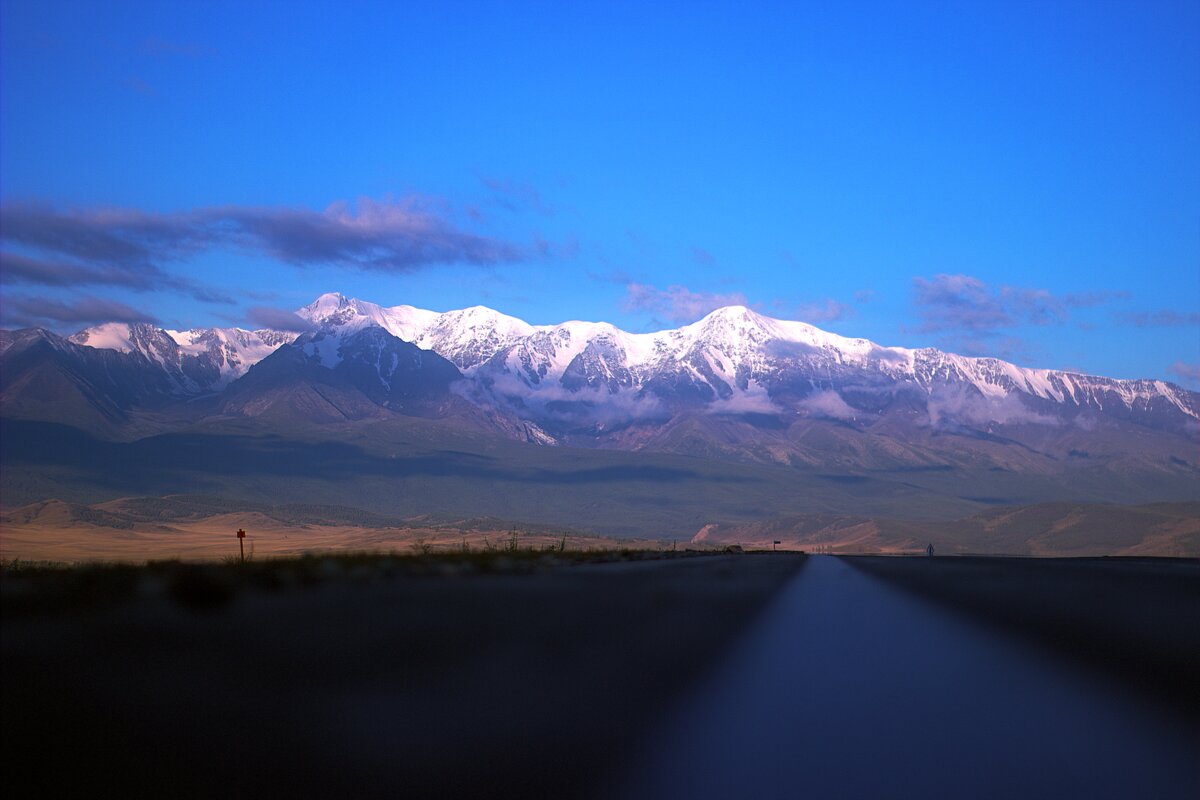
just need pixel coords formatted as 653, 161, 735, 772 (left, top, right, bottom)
0, 499, 668, 563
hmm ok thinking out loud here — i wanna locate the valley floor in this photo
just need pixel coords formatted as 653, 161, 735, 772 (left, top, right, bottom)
0, 507, 663, 563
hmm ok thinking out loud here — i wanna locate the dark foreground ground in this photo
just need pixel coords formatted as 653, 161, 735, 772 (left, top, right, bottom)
3, 552, 1198, 799
2, 552, 802, 799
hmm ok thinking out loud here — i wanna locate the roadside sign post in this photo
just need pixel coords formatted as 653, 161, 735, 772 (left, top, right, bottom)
773, 540, 781, 552
237, 528, 246, 563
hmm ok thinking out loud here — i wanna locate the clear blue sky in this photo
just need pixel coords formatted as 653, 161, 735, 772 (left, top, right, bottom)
1, 0, 1197, 384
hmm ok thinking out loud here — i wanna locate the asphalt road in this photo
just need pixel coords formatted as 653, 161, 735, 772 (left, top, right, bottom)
612, 555, 1200, 800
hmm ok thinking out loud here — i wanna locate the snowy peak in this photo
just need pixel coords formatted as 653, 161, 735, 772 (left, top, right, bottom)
296, 294, 535, 371
167, 327, 298, 389
69, 322, 166, 356
69, 322, 296, 393
298, 292, 397, 333
302, 291, 353, 318
410, 305, 534, 369
691, 305, 771, 340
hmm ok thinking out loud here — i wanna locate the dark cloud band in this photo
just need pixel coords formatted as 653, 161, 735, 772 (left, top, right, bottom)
244, 306, 313, 333
2, 295, 158, 328
0, 197, 529, 299
0, 250, 233, 304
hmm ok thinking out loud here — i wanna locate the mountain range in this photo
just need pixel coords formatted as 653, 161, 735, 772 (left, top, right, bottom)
2, 292, 1197, 543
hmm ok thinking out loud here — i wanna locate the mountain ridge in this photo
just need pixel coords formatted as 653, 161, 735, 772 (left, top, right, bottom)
54, 291, 1199, 427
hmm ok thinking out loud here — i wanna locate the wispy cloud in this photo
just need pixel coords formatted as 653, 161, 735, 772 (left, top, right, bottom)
1115, 310, 1200, 327
690, 247, 716, 266
245, 306, 313, 332
139, 37, 218, 59
946, 335, 1032, 361
2, 295, 158, 329
913, 274, 1026, 333
585, 267, 634, 284
479, 176, 552, 215
623, 283, 857, 327
1168, 361, 1200, 388
622, 282, 749, 324
0, 197, 530, 297
1061, 290, 1130, 308
912, 274, 1130, 333
123, 77, 156, 96
910, 273, 1129, 358
796, 298, 854, 323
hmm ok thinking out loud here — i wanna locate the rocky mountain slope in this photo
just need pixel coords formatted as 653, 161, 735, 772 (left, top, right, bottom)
67, 323, 294, 394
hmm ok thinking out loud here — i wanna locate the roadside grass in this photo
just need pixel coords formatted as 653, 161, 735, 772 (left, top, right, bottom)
1, 545, 778, 617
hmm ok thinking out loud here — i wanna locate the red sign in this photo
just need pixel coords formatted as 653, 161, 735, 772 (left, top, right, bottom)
237, 529, 246, 539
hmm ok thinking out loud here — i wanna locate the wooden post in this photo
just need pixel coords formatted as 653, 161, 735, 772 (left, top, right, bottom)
237, 528, 246, 563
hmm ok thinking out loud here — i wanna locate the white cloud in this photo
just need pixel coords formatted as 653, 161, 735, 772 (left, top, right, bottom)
926, 384, 1058, 428
622, 282, 748, 324
706, 382, 779, 415
799, 389, 856, 421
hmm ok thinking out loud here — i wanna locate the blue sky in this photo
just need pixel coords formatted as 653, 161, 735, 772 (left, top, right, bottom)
1, 0, 1197, 384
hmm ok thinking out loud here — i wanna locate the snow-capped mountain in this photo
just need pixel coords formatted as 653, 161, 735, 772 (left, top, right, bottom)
68, 323, 295, 394
292, 292, 1199, 433
19, 290, 1196, 449
4, 291, 1196, 492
